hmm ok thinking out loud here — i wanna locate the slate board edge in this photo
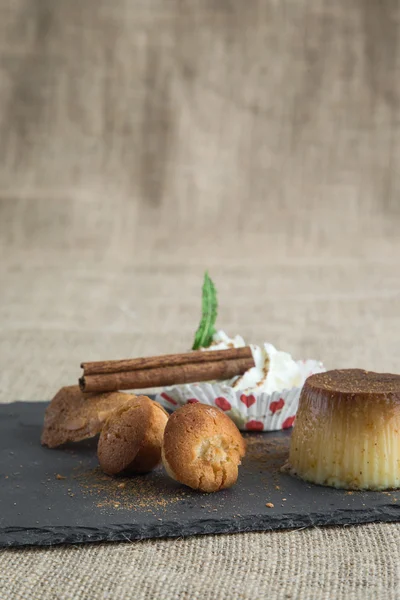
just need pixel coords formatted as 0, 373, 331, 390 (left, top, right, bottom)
2, 504, 400, 548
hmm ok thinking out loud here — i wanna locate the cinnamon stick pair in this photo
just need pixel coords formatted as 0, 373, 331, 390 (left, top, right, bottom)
79, 347, 255, 394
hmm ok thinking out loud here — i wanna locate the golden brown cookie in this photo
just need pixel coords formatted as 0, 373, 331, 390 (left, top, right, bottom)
162, 402, 246, 492
97, 396, 169, 475
41, 386, 135, 448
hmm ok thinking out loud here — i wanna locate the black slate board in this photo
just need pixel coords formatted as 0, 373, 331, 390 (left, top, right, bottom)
1, 402, 400, 548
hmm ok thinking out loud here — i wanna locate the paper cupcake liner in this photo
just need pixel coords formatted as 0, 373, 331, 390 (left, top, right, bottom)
155, 359, 325, 432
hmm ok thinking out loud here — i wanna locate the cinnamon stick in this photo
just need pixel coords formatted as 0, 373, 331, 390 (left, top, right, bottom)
81, 346, 253, 376
79, 357, 254, 394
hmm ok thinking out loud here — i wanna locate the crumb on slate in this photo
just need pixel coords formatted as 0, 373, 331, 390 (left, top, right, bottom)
56, 474, 66, 480
266, 502, 274, 508
76, 467, 188, 514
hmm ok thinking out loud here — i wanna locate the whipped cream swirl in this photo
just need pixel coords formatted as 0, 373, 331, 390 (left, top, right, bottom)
204, 330, 303, 394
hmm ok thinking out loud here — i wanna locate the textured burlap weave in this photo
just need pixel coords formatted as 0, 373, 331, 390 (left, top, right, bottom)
1, 1, 400, 598
1, 525, 400, 600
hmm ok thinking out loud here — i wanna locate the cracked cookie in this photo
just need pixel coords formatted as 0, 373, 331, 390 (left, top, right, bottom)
162, 402, 246, 492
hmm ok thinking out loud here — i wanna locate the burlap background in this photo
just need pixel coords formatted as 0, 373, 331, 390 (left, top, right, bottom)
1, 1, 400, 598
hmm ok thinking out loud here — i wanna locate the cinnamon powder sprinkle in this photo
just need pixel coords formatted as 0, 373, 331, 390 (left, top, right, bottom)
74, 467, 189, 513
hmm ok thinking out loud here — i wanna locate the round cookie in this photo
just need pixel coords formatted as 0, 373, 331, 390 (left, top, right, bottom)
162, 403, 246, 492
98, 396, 169, 475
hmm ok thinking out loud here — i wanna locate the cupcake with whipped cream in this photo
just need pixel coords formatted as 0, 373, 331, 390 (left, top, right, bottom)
156, 273, 325, 431
156, 330, 324, 431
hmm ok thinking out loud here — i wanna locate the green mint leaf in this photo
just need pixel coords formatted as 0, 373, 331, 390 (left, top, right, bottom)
192, 271, 218, 350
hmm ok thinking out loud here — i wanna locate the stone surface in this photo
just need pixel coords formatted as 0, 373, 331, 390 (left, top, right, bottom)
1, 402, 400, 548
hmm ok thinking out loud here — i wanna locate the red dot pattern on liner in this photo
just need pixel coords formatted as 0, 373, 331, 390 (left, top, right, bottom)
269, 398, 285, 414
240, 394, 256, 408
215, 397, 232, 411
160, 392, 178, 406
187, 398, 199, 404
245, 420, 264, 431
282, 416, 296, 429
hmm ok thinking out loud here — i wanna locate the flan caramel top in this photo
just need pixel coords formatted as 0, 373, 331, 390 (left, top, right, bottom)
305, 369, 400, 397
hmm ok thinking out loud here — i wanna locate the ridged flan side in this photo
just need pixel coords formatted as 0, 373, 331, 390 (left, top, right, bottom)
287, 369, 400, 490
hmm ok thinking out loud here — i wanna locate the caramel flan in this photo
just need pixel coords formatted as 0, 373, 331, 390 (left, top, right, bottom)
287, 369, 400, 490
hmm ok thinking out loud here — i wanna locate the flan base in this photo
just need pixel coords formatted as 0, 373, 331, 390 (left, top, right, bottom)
287, 369, 400, 490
